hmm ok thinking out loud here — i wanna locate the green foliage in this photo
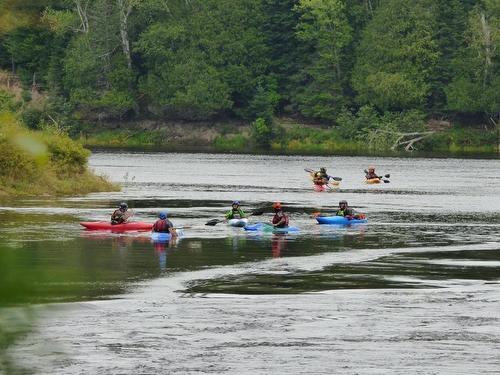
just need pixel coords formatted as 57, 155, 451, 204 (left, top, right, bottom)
292, 0, 353, 120
214, 134, 250, 152
251, 117, 274, 149
352, 0, 440, 111
0, 0, 497, 153
246, 80, 280, 122
0, 89, 16, 111
446, 1, 500, 114
0, 111, 116, 196
136, 0, 269, 120
3, 26, 55, 86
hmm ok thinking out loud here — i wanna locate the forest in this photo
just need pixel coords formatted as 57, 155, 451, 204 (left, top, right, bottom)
0, 0, 498, 153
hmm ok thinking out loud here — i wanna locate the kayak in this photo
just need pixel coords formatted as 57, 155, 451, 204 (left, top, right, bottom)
313, 184, 327, 192
244, 222, 300, 233
316, 216, 367, 225
80, 221, 153, 231
313, 181, 340, 192
365, 178, 381, 184
228, 218, 248, 227
151, 230, 183, 242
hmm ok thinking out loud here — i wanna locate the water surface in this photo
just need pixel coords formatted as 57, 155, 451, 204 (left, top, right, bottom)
1, 152, 500, 374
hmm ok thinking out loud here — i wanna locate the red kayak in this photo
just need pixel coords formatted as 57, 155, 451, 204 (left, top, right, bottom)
80, 221, 153, 231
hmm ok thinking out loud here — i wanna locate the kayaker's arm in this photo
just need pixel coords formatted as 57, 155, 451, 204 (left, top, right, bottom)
169, 227, 178, 237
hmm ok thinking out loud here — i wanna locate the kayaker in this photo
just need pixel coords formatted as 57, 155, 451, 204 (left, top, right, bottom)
225, 201, 247, 220
365, 166, 379, 180
111, 202, 132, 225
313, 167, 330, 185
152, 211, 177, 237
272, 202, 289, 228
336, 200, 355, 219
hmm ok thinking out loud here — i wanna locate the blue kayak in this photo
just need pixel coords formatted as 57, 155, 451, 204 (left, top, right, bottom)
316, 216, 367, 225
244, 222, 299, 233
151, 230, 183, 242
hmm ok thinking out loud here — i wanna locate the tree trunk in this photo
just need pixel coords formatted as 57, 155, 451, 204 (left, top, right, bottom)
479, 12, 492, 88
117, 0, 133, 69
75, 0, 90, 33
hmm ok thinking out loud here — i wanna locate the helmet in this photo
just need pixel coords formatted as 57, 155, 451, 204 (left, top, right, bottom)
159, 211, 168, 220
339, 200, 348, 206
119, 202, 128, 210
232, 200, 240, 206
273, 202, 282, 209
320, 167, 327, 173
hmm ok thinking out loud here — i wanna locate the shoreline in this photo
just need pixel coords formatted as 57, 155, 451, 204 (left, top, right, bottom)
86, 144, 500, 160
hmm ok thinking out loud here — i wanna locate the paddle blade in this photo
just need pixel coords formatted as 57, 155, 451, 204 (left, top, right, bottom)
330, 176, 342, 181
205, 219, 221, 226
383, 179, 390, 183
304, 168, 315, 173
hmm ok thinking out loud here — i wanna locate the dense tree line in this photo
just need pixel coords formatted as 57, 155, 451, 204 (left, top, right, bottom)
0, 0, 498, 141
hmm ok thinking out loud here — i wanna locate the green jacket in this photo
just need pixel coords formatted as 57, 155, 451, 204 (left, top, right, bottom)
225, 208, 246, 220
336, 208, 354, 217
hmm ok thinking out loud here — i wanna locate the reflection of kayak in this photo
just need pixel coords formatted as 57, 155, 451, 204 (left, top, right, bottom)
244, 222, 299, 233
80, 221, 153, 231
228, 218, 248, 227
151, 230, 183, 242
316, 216, 367, 225
365, 178, 381, 184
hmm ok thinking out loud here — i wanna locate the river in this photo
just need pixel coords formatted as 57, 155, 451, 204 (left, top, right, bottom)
1, 152, 500, 374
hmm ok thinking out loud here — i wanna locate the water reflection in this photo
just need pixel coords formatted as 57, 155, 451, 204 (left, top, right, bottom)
152, 237, 181, 273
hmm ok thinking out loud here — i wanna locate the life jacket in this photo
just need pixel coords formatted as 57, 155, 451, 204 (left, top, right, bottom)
336, 209, 346, 217
272, 211, 289, 228
111, 209, 125, 224
366, 172, 378, 179
152, 219, 172, 233
336, 208, 353, 217
229, 208, 244, 219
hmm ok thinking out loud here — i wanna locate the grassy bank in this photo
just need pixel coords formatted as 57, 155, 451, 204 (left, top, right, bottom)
0, 112, 117, 197
80, 119, 499, 157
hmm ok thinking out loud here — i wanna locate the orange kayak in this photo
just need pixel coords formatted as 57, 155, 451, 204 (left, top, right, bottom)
365, 178, 381, 184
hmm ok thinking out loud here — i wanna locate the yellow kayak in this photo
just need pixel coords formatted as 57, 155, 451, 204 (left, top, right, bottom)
365, 178, 381, 184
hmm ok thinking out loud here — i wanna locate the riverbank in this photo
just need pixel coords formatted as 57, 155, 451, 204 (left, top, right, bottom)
0, 113, 118, 197
79, 118, 499, 158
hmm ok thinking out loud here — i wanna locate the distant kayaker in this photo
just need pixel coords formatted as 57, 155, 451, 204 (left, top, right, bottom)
272, 202, 289, 228
365, 166, 379, 180
336, 200, 355, 219
313, 167, 330, 185
225, 201, 247, 221
152, 211, 177, 237
111, 202, 132, 225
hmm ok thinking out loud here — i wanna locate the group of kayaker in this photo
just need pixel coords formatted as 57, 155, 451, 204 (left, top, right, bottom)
311, 165, 389, 187
108, 165, 377, 234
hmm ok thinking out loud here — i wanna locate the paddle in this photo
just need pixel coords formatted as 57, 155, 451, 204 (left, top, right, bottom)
304, 168, 343, 182
205, 209, 265, 226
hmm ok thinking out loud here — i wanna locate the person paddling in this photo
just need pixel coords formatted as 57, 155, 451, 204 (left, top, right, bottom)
225, 201, 247, 221
111, 202, 132, 225
335, 200, 365, 220
313, 167, 330, 185
365, 166, 379, 180
336, 200, 355, 219
272, 202, 289, 228
152, 211, 177, 238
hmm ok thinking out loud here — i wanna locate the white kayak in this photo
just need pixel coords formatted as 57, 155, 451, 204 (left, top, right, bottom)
227, 218, 249, 227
